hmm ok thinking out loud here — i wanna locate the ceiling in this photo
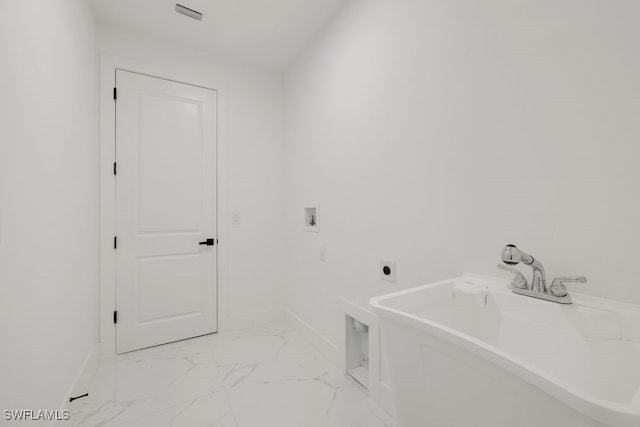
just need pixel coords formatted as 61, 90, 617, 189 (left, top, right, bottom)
90, 0, 347, 71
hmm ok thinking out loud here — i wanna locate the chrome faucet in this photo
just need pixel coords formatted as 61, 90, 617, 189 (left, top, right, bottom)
498, 244, 586, 304
501, 245, 547, 293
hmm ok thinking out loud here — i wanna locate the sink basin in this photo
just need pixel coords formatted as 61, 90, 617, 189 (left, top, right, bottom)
370, 274, 640, 427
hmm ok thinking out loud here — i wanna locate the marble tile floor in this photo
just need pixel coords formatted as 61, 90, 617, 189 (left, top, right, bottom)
64, 326, 393, 427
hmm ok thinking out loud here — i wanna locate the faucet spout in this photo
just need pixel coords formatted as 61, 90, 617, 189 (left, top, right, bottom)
499, 244, 585, 304
529, 258, 547, 293
501, 244, 547, 292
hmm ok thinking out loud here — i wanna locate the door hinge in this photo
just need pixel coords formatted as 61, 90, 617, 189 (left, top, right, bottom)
113, 310, 118, 324
113, 236, 117, 250
113, 162, 117, 175
113, 87, 117, 101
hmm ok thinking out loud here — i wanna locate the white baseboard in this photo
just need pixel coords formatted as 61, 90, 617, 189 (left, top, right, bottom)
282, 308, 341, 368
378, 381, 394, 418
54, 343, 99, 426
223, 306, 289, 334
283, 305, 393, 419
219, 306, 341, 369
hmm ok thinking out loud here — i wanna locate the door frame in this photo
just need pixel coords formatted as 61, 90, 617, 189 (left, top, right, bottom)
99, 55, 225, 357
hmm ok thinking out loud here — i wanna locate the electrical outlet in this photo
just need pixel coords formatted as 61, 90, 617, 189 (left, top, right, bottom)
380, 260, 396, 283
232, 212, 241, 225
320, 246, 326, 262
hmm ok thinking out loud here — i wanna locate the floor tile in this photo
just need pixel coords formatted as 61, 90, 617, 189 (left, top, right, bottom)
226, 377, 340, 427
208, 326, 298, 366
66, 325, 392, 427
112, 391, 236, 427
71, 340, 223, 426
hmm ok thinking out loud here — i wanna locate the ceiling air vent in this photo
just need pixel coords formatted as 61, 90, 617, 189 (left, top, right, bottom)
175, 3, 203, 21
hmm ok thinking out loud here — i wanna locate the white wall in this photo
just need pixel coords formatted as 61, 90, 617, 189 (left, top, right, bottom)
284, 0, 640, 352
0, 0, 99, 416
97, 24, 286, 329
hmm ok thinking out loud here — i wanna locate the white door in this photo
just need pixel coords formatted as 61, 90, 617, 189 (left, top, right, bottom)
115, 70, 217, 354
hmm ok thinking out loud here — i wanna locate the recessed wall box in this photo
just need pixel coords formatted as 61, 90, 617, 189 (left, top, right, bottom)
304, 206, 319, 232
346, 314, 370, 390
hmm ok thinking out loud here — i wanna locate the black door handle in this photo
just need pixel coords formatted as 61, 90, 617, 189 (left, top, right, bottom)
199, 238, 215, 246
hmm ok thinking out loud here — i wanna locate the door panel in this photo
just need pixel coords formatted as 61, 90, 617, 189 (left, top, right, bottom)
136, 254, 202, 323
138, 92, 203, 233
115, 70, 217, 354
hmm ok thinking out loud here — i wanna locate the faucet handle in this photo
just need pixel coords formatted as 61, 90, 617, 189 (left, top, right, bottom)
550, 276, 586, 297
497, 264, 528, 289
